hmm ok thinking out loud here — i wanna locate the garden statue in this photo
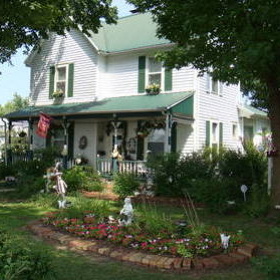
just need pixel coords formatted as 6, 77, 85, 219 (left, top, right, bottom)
119, 197, 133, 226
220, 233, 231, 249
53, 173, 68, 209
44, 161, 68, 208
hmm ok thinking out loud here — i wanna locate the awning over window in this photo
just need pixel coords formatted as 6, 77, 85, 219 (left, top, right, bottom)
5, 92, 194, 121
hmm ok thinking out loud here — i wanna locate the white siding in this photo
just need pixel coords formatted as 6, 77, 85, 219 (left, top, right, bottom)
177, 124, 195, 155
29, 29, 98, 105
97, 53, 196, 99
196, 74, 241, 150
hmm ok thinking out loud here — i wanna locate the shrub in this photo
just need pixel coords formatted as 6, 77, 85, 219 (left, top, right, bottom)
146, 152, 215, 197
113, 173, 140, 198
0, 230, 55, 280
244, 183, 270, 217
63, 165, 104, 192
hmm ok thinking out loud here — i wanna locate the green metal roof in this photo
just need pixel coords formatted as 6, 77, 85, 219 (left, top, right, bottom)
6, 92, 194, 120
243, 104, 268, 118
88, 13, 170, 53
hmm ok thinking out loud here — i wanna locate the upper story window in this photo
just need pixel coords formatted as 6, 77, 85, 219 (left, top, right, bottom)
147, 57, 162, 87
55, 65, 68, 94
138, 56, 173, 93
49, 63, 74, 99
207, 74, 223, 95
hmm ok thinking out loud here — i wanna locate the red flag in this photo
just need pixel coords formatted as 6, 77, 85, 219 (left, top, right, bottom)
36, 113, 52, 138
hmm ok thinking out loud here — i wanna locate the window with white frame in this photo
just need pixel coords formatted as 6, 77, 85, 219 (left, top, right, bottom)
212, 122, 218, 144
55, 64, 68, 94
147, 57, 162, 87
207, 74, 223, 95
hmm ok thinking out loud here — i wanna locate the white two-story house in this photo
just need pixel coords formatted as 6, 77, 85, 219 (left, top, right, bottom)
6, 13, 269, 168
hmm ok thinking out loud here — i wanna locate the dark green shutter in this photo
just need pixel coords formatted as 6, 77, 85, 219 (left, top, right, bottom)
49, 66, 55, 99
206, 121, 210, 147
219, 122, 223, 148
68, 63, 74, 97
137, 121, 144, 160
171, 122, 177, 152
138, 56, 146, 93
68, 123, 74, 159
164, 68, 173, 91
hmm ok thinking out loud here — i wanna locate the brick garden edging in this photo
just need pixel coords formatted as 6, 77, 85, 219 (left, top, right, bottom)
27, 220, 258, 270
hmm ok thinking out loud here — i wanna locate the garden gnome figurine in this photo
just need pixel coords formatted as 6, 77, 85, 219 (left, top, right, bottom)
220, 233, 231, 249
119, 197, 133, 226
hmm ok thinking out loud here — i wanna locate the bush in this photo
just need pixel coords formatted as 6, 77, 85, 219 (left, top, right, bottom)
63, 165, 104, 192
0, 230, 55, 280
146, 152, 215, 197
113, 173, 140, 198
244, 183, 270, 217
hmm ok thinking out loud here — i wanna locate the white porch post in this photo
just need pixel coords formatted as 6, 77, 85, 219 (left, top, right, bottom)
164, 113, 172, 153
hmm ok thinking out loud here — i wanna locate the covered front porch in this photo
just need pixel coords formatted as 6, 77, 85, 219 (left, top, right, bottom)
5, 91, 194, 175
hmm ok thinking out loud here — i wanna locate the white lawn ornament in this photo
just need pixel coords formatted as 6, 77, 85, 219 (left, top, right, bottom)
240, 184, 248, 202
119, 197, 134, 226
220, 233, 231, 249
53, 173, 68, 209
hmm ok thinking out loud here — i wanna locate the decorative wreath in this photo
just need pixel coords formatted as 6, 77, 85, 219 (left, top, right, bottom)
79, 136, 87, 149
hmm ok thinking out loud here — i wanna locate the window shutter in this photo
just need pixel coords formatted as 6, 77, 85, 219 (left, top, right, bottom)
219, 122, 223, 147
49, 66, 55, 99
164, 68, 173, 91
206, 121, 210, 147
171, 122, 177, 152
138, 56, 146, 93
68, 63, 74, 97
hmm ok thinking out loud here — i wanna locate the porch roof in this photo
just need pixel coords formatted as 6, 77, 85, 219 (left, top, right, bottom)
238, 104, 268, 119
5, 91, 194, 120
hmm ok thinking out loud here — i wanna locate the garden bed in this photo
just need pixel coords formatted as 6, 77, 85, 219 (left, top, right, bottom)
28, 219, 258, 270
28, 210, 259, 270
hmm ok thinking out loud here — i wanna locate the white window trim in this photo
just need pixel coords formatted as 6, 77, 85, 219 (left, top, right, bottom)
54, 64, 69, 96
145, 57, 164, 88
209, 120, 220, 147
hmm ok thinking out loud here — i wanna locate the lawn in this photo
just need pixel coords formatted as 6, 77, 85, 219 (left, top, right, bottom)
0, 193, 278, 280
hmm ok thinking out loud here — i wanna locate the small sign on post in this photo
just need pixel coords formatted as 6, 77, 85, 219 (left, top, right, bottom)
240, 184, 248, 202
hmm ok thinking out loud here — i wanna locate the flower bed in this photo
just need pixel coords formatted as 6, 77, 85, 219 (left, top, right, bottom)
42, 211, 244, 259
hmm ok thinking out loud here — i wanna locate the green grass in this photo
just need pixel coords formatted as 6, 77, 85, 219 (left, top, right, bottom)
0, 196, 278, 280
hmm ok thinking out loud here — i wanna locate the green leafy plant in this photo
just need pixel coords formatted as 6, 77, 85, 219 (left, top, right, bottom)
0, 230, 55, 280
113, 173, 140, 198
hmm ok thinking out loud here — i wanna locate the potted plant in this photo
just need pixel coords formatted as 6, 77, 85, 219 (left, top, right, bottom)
52, 90, 64, 99
145, 83, 161, 95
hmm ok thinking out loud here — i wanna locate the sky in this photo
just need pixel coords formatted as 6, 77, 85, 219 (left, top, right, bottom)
0, 0, 134, 106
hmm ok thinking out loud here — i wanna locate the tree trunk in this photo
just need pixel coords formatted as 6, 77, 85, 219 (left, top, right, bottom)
267, 84, 280, 205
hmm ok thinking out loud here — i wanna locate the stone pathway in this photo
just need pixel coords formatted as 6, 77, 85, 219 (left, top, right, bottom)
27, 220, 258, 271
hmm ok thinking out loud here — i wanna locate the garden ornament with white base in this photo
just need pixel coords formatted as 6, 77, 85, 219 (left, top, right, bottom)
220, 233, 231, 249
119, 197, 134, 226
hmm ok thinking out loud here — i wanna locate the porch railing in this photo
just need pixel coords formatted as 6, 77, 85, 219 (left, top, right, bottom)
96, 158, 147, 178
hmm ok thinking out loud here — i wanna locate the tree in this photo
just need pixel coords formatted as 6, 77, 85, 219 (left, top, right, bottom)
128, 0, 280, 204
0, 93, 29, 116
0, 0, 117, 64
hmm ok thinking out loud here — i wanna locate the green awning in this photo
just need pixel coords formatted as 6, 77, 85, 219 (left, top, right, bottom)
5, 91, 194, 120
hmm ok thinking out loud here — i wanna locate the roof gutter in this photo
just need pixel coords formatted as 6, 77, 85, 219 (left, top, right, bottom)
98, 43, 175, 56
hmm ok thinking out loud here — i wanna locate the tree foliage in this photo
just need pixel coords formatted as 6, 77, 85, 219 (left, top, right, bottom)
0, 93, 29, 116
128, 0, 280, 203
0, 0, 117, 63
